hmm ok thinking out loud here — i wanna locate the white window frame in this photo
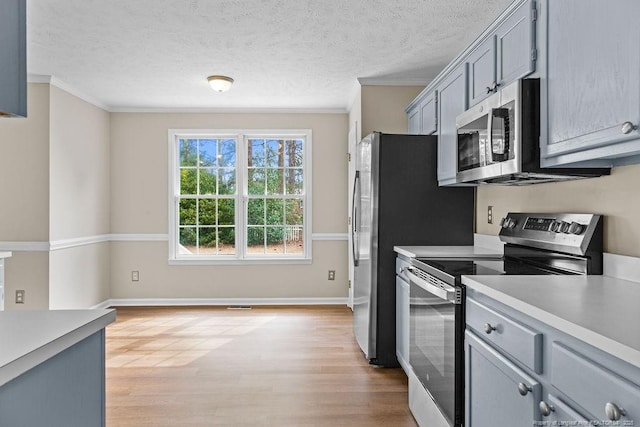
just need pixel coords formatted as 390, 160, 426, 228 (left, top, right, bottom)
168, 129, 312, 265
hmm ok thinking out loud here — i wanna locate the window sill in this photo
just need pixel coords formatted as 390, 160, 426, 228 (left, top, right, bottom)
168, 257, 312, 266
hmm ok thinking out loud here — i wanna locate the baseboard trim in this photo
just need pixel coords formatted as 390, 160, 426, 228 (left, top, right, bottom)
97, 297, 349, 308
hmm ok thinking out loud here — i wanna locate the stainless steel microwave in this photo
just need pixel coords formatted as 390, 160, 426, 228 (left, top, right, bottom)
455, 79, 609, 185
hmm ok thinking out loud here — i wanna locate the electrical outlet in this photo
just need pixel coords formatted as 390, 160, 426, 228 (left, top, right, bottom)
488, 206, 493, 224
15, 290, 25, 304
131, 270, 140, 282
328, 270, 336, 281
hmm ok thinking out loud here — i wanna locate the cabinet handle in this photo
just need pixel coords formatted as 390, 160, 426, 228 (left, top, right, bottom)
517, 382, 532, 396
605, 402, 626, 421
539, 401, 555, 417
484, 323, 497, 334
621, 121, 637, 134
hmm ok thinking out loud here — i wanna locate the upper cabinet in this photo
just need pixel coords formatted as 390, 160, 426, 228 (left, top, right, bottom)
541, 0, 640, 167
437, 64, 468, 186
0, 0, 27, 118
406, 88, 437, 136
468, 0, 536, 107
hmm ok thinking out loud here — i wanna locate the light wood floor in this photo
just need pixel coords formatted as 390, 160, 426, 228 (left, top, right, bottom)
106, 305, 417, 426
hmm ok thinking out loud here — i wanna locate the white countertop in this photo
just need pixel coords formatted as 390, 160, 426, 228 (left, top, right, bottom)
462, 275, 640, 369
0, 251, 11, 259
0, 309, 116, 387
394, 245, 503, 259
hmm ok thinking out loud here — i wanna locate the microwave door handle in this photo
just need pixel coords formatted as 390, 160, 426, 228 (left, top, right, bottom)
487, 108, 494, 165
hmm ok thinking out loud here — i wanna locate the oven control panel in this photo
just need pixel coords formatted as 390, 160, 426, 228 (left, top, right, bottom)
498, 213, 602, 255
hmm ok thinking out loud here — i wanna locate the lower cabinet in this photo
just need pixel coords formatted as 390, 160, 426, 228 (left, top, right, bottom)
395, 256, 411, 373
466, 331, 542, 426
466, 291, 640, 427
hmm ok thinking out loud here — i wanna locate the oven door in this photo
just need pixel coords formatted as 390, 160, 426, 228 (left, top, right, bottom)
407, 268, 464, 427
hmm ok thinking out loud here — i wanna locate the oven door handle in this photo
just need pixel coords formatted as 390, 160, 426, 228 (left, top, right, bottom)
406, 267, 461, 304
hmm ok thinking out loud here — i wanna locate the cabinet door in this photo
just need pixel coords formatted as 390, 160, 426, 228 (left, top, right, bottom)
544, 0, 640, 163
420, 91, 437, 135
395, 275, 410, 372
407, 106, 421, 134
496, 0, 536, 86
437, 64, 468, 186
465, 331, 542, 427
468, 36, 497, 107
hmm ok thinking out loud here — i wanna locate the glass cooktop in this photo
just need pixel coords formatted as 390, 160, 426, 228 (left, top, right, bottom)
415, 258, 574, 277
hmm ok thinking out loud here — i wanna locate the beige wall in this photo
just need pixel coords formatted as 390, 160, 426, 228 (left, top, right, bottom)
49, 243, 111, 309
48, 86, 111, 309
476, 164, 640, 257
360, 85, 424, 137
109, 112, 349, 299
49, 85, 110, 240
0, 83, 112, 309
0, 84, 51, 309
0, 84, 50, 241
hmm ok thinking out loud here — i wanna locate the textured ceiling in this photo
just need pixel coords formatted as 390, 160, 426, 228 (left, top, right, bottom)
27, 0, 513, 111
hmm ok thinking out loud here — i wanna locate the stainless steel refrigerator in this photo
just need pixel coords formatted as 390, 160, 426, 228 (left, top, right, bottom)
351, 132, 474, 367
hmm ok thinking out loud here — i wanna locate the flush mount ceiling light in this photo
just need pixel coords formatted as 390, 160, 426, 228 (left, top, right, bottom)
207, 75, 234, 92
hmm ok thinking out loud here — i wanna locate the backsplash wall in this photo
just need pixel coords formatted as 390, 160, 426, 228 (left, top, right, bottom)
476, 163, 640, 257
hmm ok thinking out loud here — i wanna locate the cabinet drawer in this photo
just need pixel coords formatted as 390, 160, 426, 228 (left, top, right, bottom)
396, 257, 412, 283
544, 394, 589, 423
551, 342, 640, 424
466, 298, 542, 373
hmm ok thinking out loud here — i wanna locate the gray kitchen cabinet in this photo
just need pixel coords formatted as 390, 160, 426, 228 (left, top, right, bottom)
437, 64, 468, 186
407, 105, 421, 134
406, 88, 437, 136
0, 0, 27, 117
466, 330, 542, 426
466, 290, 640, 426
467, 0, 536, 107
542, 0, 640, 167
395, 256, 411, 373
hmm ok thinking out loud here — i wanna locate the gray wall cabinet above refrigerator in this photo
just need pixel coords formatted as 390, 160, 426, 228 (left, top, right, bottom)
0, 0, 27, 118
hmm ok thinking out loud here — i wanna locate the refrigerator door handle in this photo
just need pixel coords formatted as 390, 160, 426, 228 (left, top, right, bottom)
351, 171, 360, 267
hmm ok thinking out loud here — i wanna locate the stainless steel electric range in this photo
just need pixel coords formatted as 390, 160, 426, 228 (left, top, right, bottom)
405, 213, 604, 427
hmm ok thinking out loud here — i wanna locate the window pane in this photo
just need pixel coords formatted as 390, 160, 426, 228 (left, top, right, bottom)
247, 198, 265, 225
266, 226, 285, 253
180, 169, 197, 194
285, 169, 303, 195
199, 199, 216, 226
219, 139, 236, 167
266, 168, 284, 195
285, 227, 304, 254
180, 139, 198, 166
285, 139, 303, 167
249, 139, 265, 167
199, 168, 216, 195
285, 199, 303, 225
179, 227, 197, 252
247, 227, 265, 254
266, 199, 284, 225
218, 168, 235, 195
218, 227, 235, 254
199, 227, 217, 254
248, 168, 265, 195
218, 199, 235, 225
179, 199, 197, 225
199, 139, 218, 167
266, 139, 282, 167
